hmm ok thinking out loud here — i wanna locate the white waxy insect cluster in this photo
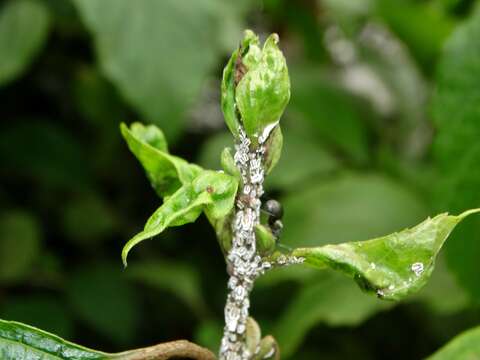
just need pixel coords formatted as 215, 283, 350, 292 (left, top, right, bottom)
219, 127, 303, 360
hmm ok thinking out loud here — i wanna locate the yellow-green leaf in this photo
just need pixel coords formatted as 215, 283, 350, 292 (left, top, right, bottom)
120, 122, 201, 198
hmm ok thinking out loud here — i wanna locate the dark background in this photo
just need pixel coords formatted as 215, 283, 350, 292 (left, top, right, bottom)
1, 0, 480, 359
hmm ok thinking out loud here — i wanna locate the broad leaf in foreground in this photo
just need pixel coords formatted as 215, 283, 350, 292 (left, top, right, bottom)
0, 319, 215, 360
122, 170, 238, 266
291, 209, 480, 300
121, 123, 201, 198
0, 319, 106, 359
427, 326, 480, 360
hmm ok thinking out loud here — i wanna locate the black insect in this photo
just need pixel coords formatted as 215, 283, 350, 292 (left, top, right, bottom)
262, 199, 284, 239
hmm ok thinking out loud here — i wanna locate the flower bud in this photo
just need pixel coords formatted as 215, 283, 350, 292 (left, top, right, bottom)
221, 30, 290, 145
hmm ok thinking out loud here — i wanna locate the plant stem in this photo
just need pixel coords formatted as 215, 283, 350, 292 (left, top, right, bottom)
219, 127, 270, 360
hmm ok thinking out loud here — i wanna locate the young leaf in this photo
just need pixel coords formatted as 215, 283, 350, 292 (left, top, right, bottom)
122, 170, 238, 266
120, 122, 201, 197
236, 32, 290, 142
291, 209, 480, 301
221, 47, 241, 138
427, 326, 480, 360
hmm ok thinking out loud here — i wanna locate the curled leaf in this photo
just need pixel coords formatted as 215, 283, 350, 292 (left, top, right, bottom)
120, 122, 201, 197
292, 209, 480, 301
122, 171, 238, 266
220, 47, 241, 138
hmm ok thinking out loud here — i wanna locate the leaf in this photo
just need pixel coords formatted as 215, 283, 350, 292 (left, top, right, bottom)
0, 0, 50, 86
221, 45, 241, 138
122, 170, 238, 265
73, 0, 247, 138
292, 209, 480, 301
127, 260, 207, 316
0, 319, 216, 360
0, 211, 41, 284
432, 4, 480, 300
272, 273, 391, 358
121, 122, 201, 198
427, 326, 480, 360
0, 319, 107, 359
67, 263, 140, 345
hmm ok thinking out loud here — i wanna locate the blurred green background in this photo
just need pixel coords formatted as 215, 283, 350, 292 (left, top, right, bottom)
1, 0, 480, 359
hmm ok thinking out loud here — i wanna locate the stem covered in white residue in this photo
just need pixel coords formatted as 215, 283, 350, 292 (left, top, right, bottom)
219, 127, 269, 360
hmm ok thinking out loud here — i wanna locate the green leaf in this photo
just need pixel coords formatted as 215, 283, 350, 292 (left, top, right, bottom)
221, 46, 241, 138
127, 260, 207, 316
73, 0, 246, 138
292, 209, 480, 301
220, 147, 240, 179
0, 319, 215, 360
120, 122, 201, 198
0, 0, 50, 86
427, 326, 480, 360
67, 263, 140, 345
122, 170, 238, 265
0, 211, 41, 284
0, 319, 107, 359
263, 125, 283, 175
272, 273, 391, 358
432, 4, 480, 300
